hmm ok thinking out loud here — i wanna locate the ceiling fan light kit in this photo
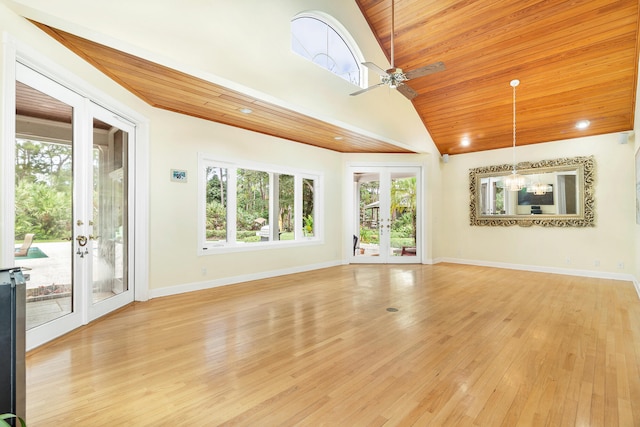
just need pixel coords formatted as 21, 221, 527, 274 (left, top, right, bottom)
350, 0, 445, 100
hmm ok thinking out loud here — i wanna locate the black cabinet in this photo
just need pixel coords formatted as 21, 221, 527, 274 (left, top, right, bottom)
0, 268, 26, 425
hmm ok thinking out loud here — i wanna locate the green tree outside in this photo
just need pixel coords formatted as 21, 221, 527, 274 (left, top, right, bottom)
14, 139, 72, 241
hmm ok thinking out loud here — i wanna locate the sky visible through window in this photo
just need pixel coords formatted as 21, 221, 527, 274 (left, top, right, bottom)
291, 16, 360, 86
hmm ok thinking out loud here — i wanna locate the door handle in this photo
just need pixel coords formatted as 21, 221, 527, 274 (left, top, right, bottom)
76, 235, 88, 246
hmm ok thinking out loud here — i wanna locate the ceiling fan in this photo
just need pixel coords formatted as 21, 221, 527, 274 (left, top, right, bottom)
350, 0, 445, 100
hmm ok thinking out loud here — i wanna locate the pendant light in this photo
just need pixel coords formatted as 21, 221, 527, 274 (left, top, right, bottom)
531, 182, 547, 195
504, 79, 526, 191
531, 181, 552, 195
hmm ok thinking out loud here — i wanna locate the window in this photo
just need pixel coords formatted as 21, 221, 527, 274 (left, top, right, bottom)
236, 168, 269, 244
291, 13, 364, 86
278, 174, 295, 240
205, 166, 227, 244
199, 155, 322, 253
302, 178, 315, 237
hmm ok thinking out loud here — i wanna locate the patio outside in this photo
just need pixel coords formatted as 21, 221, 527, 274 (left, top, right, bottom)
15, 241, 72, 330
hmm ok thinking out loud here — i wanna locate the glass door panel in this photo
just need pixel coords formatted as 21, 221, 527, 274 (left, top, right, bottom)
88, 103, 134, 321
389, 172, 417, 258
15, 133, 74, 329
354, 172, 381, 259
15, 65, 85, 349
91, 119, 128, 304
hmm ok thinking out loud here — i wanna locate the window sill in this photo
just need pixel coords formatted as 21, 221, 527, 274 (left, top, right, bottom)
198, 237, 322, 256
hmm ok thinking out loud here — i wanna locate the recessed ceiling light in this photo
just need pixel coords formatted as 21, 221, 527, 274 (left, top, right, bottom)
334, 136, 344, 140
576, 120, 590, 130
239, 107, 253, 114
461, 137, 470, 147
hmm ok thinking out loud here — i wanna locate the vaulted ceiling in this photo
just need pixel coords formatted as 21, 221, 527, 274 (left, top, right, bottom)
355, 0, 640, 155
22, 1, 640, 155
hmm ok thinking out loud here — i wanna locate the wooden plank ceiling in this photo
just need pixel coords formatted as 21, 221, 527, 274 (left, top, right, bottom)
356, 0, 640, 155
27, 0, 640, 155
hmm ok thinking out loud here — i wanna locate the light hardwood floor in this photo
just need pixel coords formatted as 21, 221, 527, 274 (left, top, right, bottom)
26, 264, 640, 426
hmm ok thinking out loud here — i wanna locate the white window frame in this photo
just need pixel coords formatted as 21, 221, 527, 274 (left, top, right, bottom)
197, 153, 323, 255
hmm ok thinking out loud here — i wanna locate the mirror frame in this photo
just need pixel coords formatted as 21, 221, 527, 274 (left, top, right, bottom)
469, 155, 595, 227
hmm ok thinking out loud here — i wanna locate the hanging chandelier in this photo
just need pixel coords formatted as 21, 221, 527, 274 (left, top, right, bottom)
504, 79, 526, 191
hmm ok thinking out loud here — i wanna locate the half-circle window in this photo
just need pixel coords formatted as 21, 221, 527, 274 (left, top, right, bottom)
291, 13, 363, 86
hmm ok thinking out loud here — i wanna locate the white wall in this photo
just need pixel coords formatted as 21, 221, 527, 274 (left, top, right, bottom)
437, 134, 636, 278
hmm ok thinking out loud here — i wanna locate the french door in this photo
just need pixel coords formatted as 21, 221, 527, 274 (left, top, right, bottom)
349, 166, 421, 263
15, 64, 134, 350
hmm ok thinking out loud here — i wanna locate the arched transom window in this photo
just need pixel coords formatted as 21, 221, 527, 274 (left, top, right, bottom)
291, 13, 364, 86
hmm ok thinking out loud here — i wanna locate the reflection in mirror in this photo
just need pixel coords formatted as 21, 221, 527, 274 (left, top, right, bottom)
479, 171, 576, 215
470, 156, 595, 227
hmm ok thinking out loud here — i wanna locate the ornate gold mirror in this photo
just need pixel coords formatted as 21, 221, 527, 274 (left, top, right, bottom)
469, 156, 595, 227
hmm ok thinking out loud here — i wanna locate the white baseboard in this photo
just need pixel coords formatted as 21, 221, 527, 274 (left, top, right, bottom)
149, 259, 344, 299
434, 257, 637, 282
435, 256, 640, 298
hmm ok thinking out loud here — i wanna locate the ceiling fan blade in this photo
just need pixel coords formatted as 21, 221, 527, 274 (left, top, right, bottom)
405, 61, 446, 80
396, 83, 419, 100
350, 82, 386, 96
362, 62, 389, 77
